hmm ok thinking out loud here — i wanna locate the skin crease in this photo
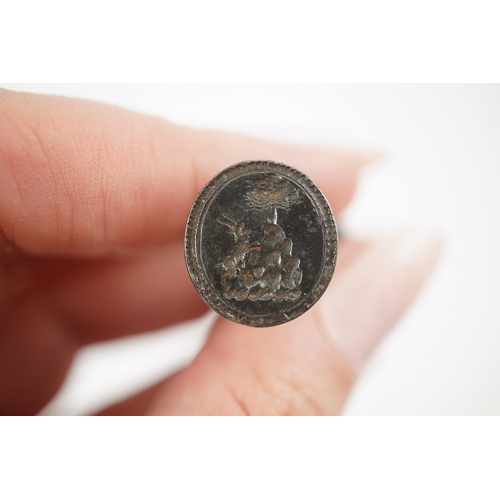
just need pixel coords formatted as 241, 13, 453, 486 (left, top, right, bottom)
0, 89, 440, 415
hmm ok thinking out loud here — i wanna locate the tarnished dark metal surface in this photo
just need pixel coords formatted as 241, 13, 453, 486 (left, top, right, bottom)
185, 160, 337, 327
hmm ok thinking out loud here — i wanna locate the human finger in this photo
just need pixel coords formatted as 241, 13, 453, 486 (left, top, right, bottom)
13, 231, 366, 346
144, 231, 441, 415
0, 241, 210, 415
91, 239, 363, 415
0, 89, 374, 256
44, 241, 207, 342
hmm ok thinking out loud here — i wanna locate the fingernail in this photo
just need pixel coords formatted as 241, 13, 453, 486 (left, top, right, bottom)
340, 150, 384, 169
317, 229, 441, 371
358, 151, 384, 167
391, 229, 442, 265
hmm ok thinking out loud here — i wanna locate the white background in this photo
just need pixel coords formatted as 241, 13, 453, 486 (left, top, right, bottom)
4, 83, 499, 415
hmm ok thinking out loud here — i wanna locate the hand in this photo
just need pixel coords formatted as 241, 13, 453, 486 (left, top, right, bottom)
0, 89, 440, 415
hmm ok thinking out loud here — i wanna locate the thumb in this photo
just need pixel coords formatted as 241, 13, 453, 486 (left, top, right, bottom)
146, 231, 441, 415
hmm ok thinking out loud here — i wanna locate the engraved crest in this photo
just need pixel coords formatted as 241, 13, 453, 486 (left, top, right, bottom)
217, 175, 302, 302
185, 160, 338, 327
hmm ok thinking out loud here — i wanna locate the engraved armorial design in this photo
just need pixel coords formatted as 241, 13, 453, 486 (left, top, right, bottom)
216, 174, 302, 302
185, 160, 338, 328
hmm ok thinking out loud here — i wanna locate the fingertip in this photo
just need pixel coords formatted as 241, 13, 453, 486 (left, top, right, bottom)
389, 228, 443, 268
318, 229, 442, 370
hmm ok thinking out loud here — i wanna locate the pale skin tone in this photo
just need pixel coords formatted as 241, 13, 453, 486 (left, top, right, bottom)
0, 89, 441, 415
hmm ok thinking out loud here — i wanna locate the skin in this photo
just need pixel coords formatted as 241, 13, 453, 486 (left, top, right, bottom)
0, 89, 441, 415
